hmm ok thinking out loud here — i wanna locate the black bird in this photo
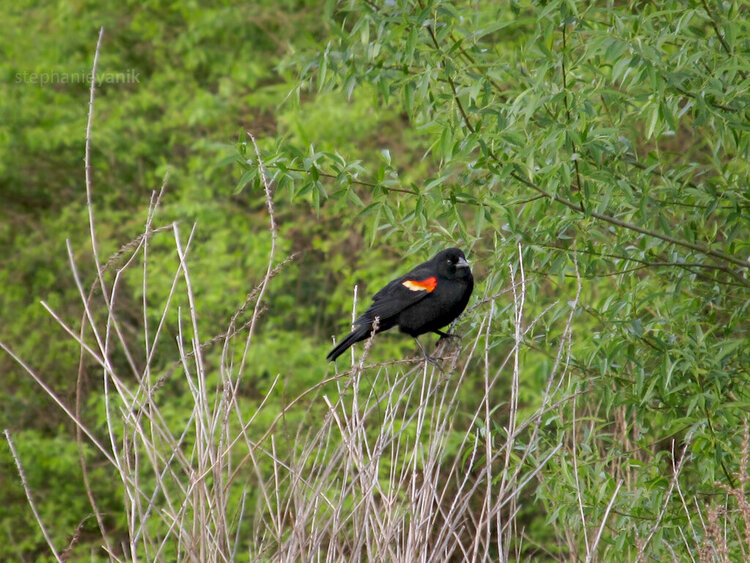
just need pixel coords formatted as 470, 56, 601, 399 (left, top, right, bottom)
326, 248, 474, 363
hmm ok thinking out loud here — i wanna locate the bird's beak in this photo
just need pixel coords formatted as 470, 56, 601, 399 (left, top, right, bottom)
456, 256, 470, 269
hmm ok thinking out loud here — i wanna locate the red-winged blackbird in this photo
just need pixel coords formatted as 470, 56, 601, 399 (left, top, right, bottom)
327, 248, 474, 362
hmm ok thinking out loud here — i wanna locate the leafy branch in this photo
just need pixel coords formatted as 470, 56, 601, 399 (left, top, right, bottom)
416, 5, 749, 276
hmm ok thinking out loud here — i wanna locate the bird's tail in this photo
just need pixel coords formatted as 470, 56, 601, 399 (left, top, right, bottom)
326, 324, 371, 362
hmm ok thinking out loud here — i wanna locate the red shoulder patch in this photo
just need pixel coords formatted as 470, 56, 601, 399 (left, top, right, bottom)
402, 277, 437, 293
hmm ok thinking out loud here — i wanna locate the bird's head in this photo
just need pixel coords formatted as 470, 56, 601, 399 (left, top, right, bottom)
434, 248, 472, 280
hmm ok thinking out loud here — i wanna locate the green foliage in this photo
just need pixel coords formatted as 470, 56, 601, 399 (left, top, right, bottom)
0, 0, 332, 558
231, 0, 750, 558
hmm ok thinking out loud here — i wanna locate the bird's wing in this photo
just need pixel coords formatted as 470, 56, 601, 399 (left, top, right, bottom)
358, 265, 438, 324
371, 261, 437, 300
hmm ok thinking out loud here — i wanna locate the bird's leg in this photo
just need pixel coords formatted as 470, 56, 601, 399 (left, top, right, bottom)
414, 337, 443, 372
434, 329, 461, 341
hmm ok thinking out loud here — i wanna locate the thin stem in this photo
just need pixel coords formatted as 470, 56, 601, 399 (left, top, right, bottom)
561, 23, 585, 204
701, 0, 748, 81
509, 170, 748, 270
4, 430, 63, 562
282, 166, 419, 195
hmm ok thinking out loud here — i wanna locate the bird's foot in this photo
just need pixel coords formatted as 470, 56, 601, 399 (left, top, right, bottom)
414, 337, 444, 372
422, 353, 444, 372
435, 330, 462, 342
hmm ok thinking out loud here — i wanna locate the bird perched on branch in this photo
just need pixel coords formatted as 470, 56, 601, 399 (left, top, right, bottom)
326, 247, 474, 364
